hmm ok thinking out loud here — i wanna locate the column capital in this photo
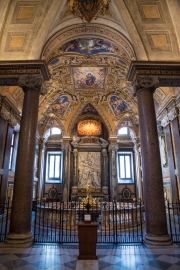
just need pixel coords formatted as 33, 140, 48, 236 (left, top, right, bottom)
73, 148, 78, 156
133, 75, 159, 95
108, 144, 118, 152
102, 148, 107, 156
38, 137, 45, 148
133, 137, 140, 151
18, 75, 46, 95
61, 142, 71, 152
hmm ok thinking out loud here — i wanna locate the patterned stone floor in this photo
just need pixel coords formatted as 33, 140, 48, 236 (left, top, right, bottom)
0, 244, 180, 270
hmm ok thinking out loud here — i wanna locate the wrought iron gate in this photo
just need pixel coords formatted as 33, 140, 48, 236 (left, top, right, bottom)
167, 201, 180, 243
33, 201, 144, 244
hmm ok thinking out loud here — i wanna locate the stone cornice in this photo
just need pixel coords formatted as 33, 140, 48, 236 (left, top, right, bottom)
127, 61, 180, 87
157, 98, 176, 121
0, 60, 50, 80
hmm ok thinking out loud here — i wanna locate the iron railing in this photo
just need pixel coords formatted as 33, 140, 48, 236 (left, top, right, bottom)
167, 201, 180, 243
0, 201, 10, 242
33, 201, 144, 244
1, 201, 180, 245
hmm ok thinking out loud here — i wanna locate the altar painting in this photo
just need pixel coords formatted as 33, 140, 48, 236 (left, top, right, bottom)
78, 152, 101, 189
63, 38, 115, 55
109, 95, 129, 116
47, 95, 70, 115
77, 119, 101, 136
73, 67, 106, 89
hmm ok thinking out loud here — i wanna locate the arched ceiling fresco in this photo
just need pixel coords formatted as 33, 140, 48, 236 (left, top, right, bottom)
0, 0, 180, 138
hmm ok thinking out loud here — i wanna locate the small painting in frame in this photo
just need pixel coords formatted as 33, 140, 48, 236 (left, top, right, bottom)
84, 214, 91, 222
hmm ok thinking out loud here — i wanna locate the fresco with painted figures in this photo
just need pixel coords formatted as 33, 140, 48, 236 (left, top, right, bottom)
46, 118, 59, 128
121, 117, 133, 127
63, 38, 115, 55
80, 103, 99, 115
47, 96, 70, 115
73, 67, 106, 89
109, 96, 129, 116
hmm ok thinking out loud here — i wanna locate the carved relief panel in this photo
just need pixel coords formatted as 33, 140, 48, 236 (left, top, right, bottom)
78, 151, 101, 189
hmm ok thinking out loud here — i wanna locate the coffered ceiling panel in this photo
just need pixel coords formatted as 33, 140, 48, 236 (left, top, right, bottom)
138, 2, 165, 23
146, 31, 172, 51
5, 32, 29, 52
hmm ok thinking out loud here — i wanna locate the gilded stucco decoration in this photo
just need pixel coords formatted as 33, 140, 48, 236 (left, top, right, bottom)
69, 0, 109, 23
77, 119, 102, 136
42, 26, 135, 61
67, 101, 113, 136
39, 26, 137, 136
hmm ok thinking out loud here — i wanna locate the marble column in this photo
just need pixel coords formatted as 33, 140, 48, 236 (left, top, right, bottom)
36, 138, 45, 200
5, 75, 45, 246
135, 76, 172, 246
133, 138, 143, 200
71, 148, 78, 197
102, 148, 108, 196
108, 142, 118, 201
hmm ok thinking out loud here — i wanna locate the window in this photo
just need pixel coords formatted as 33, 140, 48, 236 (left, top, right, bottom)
51, 127, 61, 135
117, 152, 134, 183
45, 127, 61, 139
9, 133, 14, 170
46, 151, 63, 182
118, 127, 129, 135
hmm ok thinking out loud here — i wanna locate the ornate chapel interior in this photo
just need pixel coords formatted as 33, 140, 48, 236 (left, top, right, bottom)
0, 0, 180, 247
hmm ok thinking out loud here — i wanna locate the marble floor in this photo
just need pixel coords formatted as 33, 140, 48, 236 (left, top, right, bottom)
0, 243, 180, 270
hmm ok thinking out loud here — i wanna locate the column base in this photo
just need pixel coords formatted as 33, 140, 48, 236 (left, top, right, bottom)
4, 232, 33, 247
71, 186, 78, 201
71, 186, 78, 194
144, 233, 173, 246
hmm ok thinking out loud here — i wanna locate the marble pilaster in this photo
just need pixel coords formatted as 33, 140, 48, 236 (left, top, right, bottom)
108, 142, 118, 201
171, 117, 180, 199
135, 75, 172, 246
62, 141, 71, 202
133, 138, 142, 200
72, 148, 78, 196
5, 75, 46, 246
11, 131, 19, 173
102, 148, 108, 196
36, 137, 45, 200
159, 103, 180, 202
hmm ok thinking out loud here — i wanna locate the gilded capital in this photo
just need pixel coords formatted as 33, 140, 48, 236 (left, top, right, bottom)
18, 75, 47, 95
133, 76, 159, 94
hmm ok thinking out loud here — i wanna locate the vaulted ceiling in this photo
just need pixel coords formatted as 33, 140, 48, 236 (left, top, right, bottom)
0, 0, 180, 138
